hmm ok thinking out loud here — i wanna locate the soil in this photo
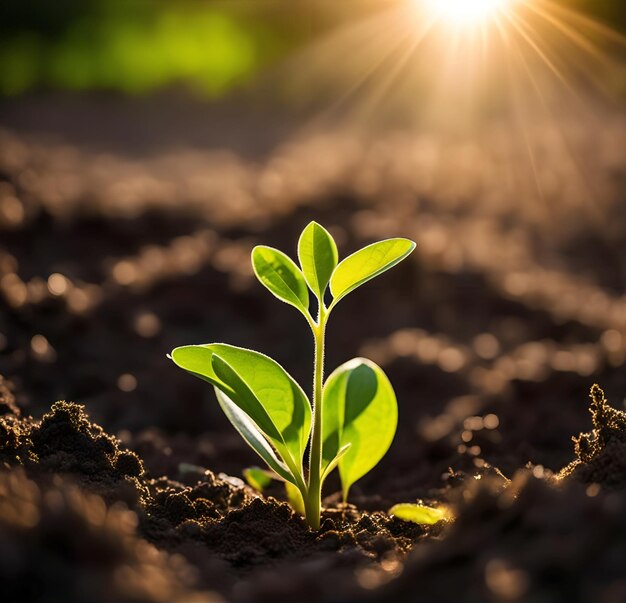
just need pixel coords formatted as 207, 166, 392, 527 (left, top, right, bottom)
3, 376, 626, 603
1, 94, 626, 602
0, 392, 429, 603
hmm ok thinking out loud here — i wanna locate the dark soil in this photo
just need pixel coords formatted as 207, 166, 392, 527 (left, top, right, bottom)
1, 95, 626, 602
368, 386, 626, 603
0, 388, 430, 603
3, 375, 626, 602
559, 384, 626, 488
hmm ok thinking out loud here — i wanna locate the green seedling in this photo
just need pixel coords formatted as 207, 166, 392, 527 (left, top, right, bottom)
170, 222, 415, 529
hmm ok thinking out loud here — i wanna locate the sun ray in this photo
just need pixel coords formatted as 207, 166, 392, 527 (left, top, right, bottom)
527, 3, 609, 62
506, 15, 604, 223
353, 13, 439, 120
535, 0, 626, 48
279, 6, 418, 123
249, 0, 626, 223
496, 14, 548, 216
521, 1, 626, 102
502, 8, 574, 94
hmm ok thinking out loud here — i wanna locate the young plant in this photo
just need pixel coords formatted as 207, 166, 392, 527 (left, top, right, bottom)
170, 222, 415, 529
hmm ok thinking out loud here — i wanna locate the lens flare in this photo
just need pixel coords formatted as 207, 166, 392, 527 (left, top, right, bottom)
423, 0, 512, 25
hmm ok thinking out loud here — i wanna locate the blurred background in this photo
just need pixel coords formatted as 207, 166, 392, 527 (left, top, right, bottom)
0, 0, 624, 97
0, 0, 625, 498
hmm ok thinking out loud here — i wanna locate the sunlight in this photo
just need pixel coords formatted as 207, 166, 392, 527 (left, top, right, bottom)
279, 0, 626, 220
422, 0, 513, 26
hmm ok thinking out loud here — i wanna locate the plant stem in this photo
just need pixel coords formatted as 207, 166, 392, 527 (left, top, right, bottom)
305, 308, 327, 529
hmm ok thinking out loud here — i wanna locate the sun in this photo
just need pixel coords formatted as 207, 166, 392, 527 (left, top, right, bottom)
422, 0, 512, 26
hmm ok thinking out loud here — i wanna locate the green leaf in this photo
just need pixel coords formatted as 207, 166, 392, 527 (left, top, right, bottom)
320, 443, 351, 483
297, 222, 338, 300
170, 344, 311, 469
322, 358, 398, 500
211, 354, 283, 441
243, 466, 274, 492
285, 481, 306, 516
252, 245, 310, 315
388, 503, 451, 525
329, 238, 415, 303
215, 389, 295, 485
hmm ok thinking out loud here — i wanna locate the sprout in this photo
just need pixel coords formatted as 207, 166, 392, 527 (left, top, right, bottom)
170, 222, 415, 529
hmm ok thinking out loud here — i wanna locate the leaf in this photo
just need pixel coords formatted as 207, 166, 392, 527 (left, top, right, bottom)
285, 481, 306, 516
321, 443, 351, 483
322, 358, 398, 500
252, 246, 310, 315
243, 467, 274, 492
329, 238, 415, 303
211, 354, 283, 441
388, 503, 451, 525
170, 344, 311, 469
171, 345, 279, 441
215, 389, 296, 485
297, 222, 338, 300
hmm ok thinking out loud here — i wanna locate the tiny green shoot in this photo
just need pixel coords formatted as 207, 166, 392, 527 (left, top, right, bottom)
170, 222, 415, 529
388, 503, 452, 525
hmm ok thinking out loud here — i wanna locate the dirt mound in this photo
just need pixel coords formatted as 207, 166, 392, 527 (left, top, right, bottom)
0, 469, 214, 603
559, 384, 626, 488
368, 471, 626, 603
6, 376, 626, 603
0, 374, 19, 416
1, 399, 148, 507
0, 389, 432, 601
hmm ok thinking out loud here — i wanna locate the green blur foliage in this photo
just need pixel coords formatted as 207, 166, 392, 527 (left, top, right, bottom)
1, 0, 622, 98
0, 0, 280, 96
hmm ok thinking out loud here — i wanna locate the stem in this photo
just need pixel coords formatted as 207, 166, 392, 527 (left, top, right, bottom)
305, 307, 327, 529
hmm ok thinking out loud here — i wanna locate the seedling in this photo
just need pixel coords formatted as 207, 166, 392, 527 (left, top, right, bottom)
170, 222, 415, 529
